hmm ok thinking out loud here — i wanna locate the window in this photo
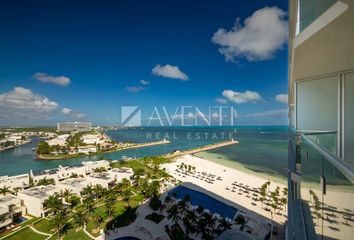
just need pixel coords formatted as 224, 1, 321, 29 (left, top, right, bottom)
298, 0, 336, 32
296, 76, 338, 132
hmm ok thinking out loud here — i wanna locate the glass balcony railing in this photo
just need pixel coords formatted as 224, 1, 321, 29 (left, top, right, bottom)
299, 132, 354, 240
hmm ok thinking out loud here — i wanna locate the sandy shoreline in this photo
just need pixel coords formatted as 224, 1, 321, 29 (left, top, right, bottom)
162, 154, 288, 224
195, 151, 287, 185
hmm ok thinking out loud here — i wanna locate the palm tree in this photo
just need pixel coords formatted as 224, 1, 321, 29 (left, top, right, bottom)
196, 205, 204, 215
44, 194, 63, 215
121, 178, 131, 189
217, 218, 233, 233
167, 204, 181, 224
73, 211, 86, 230
62, 189, 73, 204
37, 177, 55, 186
81, 185, 94, 198
93, 184, 104, 199
92, 211, 104, 229
183, 216, 197, 239
185, 210, 197, 225
266, 181, 271, 192
119, 158, 126, 166
105, 192, 117, 217
149, 180, 161, 198
235, 215, 246, 231
271, 192, 278, 214
281, 197, 288, 215
83, 197, 95, 216
202, 212, 216, 229
68, 195, 81, 208
259, 186, 267, 208
177, 199, 189, 216
121, 189, 131, 207
0, 186, 12, 195
282, 187, 288, 197
164, 195, 173, 207
195, 219, 213, 240
52, 212, 66, 240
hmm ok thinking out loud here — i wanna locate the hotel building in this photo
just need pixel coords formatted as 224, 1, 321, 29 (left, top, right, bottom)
288, 0, 354, 239
57, 122, 91, 132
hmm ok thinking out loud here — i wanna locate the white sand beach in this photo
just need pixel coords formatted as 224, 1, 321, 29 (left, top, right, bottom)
162, 154, 288, 225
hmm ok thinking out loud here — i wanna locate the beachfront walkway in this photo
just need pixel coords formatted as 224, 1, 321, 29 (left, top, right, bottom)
162, 155, 287, 226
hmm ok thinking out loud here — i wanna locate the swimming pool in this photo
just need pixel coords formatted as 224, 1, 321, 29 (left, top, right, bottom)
168, 186, 237, 219
14, 216, 28, 224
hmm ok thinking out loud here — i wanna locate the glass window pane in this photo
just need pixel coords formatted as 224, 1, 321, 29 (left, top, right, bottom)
297, 76, 338, 132
299, 0, 336, 32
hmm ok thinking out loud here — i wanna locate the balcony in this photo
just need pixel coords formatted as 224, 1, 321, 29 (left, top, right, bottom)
292, 130, 354, 240
0, 218, 12, 228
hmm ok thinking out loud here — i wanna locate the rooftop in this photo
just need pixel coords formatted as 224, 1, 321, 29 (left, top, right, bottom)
0, 195, 20, 206
59, 178, 90, 188
20, 185, 58, 199
89, 172, 112, 180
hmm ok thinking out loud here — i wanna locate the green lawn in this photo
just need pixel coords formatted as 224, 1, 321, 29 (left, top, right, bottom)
33, 218, 53, 234
2, 227, 47, 240
86, 194, 144, 237
63, 229, 92, 240
48, 229, 92, 240
0, 216, 39, 238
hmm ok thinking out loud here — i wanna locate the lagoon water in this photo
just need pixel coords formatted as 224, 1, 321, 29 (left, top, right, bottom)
0, 126, 288, 180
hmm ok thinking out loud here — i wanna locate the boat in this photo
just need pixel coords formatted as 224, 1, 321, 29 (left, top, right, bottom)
31, 147, 36, 151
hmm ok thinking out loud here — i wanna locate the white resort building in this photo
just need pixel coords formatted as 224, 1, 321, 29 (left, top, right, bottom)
56, 178, 92, 196
0, 174, 29, 189
0, 195, 26, 230
17, 185, 59, 217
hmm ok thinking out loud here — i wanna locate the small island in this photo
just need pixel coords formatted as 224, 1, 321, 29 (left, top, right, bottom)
0, 131, 32, 151
36, 130, 170, 160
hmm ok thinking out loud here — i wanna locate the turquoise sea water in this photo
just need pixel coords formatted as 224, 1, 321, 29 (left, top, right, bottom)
0, 126, 288, 178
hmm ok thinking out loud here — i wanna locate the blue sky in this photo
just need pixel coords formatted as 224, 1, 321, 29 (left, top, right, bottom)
0, 0, 288, 126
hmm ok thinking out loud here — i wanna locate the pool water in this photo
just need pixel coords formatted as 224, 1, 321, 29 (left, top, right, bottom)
14, 216, 28, 224
168, 186, 237, 219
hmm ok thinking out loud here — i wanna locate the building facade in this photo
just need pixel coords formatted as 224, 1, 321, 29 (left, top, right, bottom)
0, 195, 26, 230
57, 122, 91, 132
288, 0, 354, 239
17, 185, 59, 217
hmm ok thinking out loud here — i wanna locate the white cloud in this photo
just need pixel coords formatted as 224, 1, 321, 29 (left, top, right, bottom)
33, 72, 71, 86
72, 113, 86, 119
62, 107, 86, 119
62, 107, 72, 114
215, 98, 227, 104
140, 80, 150, 85
126, 86, 144, 93
275, 93, 288, 104
0, 87, 58, 113
0, 87, 58, 119
212, 7, 288, 62
222, 90, 262, 104
152, 64, 189, 81
245, 108, 288, 118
